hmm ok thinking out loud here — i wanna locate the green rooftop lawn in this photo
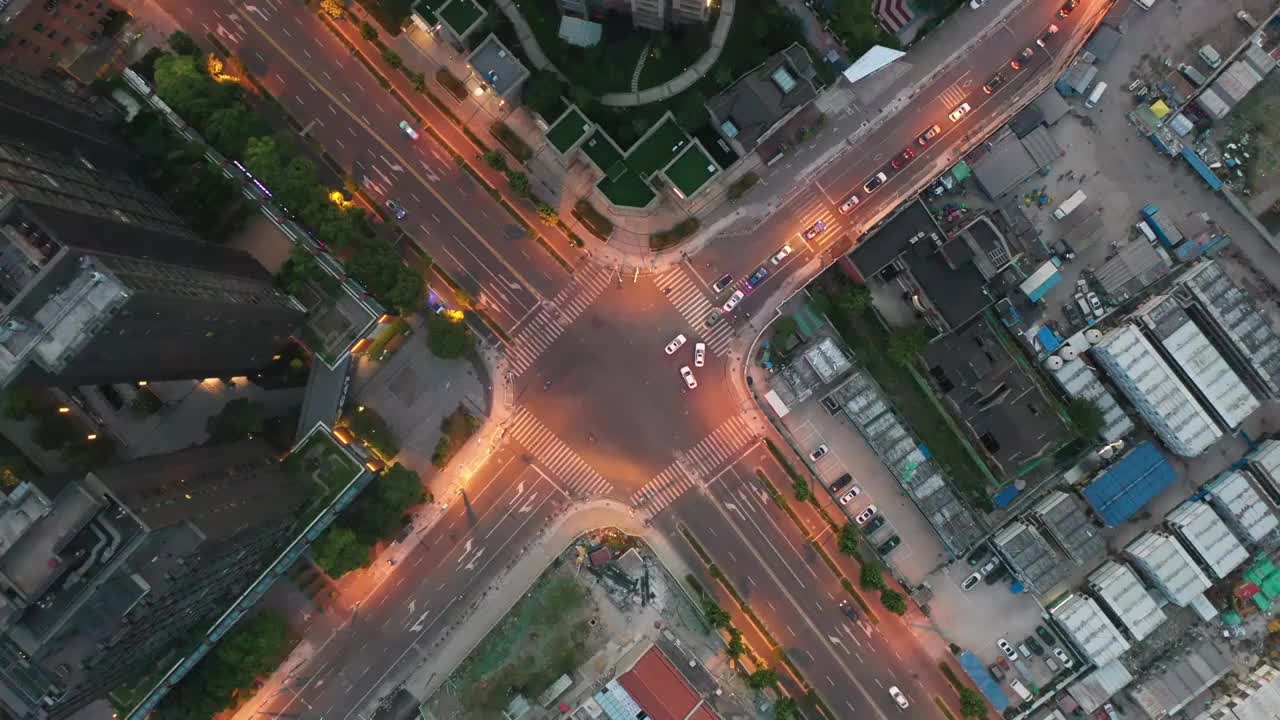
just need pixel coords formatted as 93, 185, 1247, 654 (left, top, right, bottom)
581, 130, 624, 174
627, 116, 689, 179
665, 143, 718, 197
547, 107, 591, 154
597, 170, 656, 208
439, 0, 483, 34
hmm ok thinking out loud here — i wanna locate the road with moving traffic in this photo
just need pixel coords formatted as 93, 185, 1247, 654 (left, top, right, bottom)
139, 0, 1108, 717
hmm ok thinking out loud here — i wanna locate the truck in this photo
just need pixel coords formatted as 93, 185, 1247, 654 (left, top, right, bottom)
1053, 190, 1087, 220
1086, 81, 1108, 108
1141, 205, 1185, 247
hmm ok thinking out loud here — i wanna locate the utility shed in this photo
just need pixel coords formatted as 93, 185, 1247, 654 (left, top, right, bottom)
993, 521, 1070, 595
1090, 325, 1221, 457
1049, 357, 1134, 443
1204, 471, 1278, 544
1178, 260, 1280, 399
1082, 442, 1177, 526
804, 337, 852, 383
1134, 295, 1260, 431
1087, 560, 1167, 641
1032, 491, 1106, 565
1166, 500, 1249, 580
1128, 639, 1232, 719
1124, 531, 1213, 609
1049, 593, 1131, 666
1066, 660, 1135, 713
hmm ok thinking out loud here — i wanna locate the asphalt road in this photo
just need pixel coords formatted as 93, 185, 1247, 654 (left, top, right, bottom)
251, 451, 565, 720
159, 0, 571, 331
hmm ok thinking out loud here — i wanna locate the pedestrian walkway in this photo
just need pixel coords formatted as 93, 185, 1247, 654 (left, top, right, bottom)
629, 414, 756, 514
506, 263, 614, 375
506, 408, 612, 497
653, 265, 734, 356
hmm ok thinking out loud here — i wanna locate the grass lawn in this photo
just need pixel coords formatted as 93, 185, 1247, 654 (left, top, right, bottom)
581, 130, 624, 174
627, 116, 689, 178
288, 430, 362, 504
547, 107, 592, 154
665, 142, 718, 197
439, 0, 484, 35
636, 23, 711, 89
598, 170, 656, 208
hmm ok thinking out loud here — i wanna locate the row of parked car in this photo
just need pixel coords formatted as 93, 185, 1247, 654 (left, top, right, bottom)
811, 445, 902, 556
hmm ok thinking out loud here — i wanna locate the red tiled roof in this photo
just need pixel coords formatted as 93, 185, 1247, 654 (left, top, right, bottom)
618, 646, 721, 720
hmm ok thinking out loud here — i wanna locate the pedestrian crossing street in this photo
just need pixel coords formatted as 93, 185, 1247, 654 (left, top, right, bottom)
506, 264, 615, 376
506, 408, 612, 497
629, 414, 758, 515
653, 266, 734, 356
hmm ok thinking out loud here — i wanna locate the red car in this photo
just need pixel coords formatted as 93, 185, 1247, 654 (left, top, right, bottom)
1010, 47, 1033, 70
1057, 0, 1077, 17
891, 147, 916, 170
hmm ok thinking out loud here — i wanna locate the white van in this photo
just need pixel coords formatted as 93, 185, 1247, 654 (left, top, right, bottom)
1136, 221, 1158, 243
1086, 81, 1108, 108
1133, 0, 1155, 7
1008, 679, 1033, 702
1199, 44, 1223, 69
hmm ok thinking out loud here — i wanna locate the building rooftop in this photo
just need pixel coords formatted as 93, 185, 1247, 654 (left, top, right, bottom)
1087, 560, 1167, 641
1082, 441, 1177, 527
1090, 325, 1221, 457
615, 645, 719, 720
1066, 660, 1135, 713
1032, 490, 1106, 565
804, 336, 851, 383
1178, 260, 1280, 398
1034, 88, 1072, 125
1124, 530, 1212, 607
1094, 241, 1171, 305
708, 44, 817, 151
1049, 357, 1135, 443
558, 16, 602, 47
1204, 471, 1277, 544
850, 198, 942, 275
900, 236, 994, 331
467, 34, 528, 97
1084, 25, 1122, 63
1049, 593, 1131, 666
971, 130, 1040, 198
1021, 125, 1062, 170
1195, 663, 1280, 720
1136, 295, 1259, 430
1129, 639, 1233, 719
993, 520, 1072, 594
1166, 500, 1249, 580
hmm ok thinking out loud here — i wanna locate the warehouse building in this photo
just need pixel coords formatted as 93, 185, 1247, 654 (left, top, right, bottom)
992, 521, 1072, 595
1047, 356, 1135, 443
1067, 662, 1135, 714
1127, 640, 1233, 719
1031, 491, 1106, 565
1203, 471, 1278, 545
1094, 242, 1171, 305
1195, 664, 1280, 720
1134, 296, 1259, 431
1049, 593, 1131, 667
1166, 500, 1249, 580
1087, 560, 1167, 641
1082, 442, 1177, 526
1245, 440, 1280, 505
1124, 531, 1215, 616
1090, 325, 1221, 457
1177, 260, 1280, 399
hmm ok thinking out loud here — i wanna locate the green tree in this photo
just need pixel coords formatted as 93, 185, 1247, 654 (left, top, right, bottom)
860, 560, 886, 590
674, 91, 709, 129
3, 386, 43, 420
205, 398, 266, 443
960, 688, 987, 718
311, 525, 370, 577
772, 316, 800, 346
712, 62, 734, 88
774, 696, 800, 720
887, 326, 930, 366
346, 406, 399, 458
726, 627, 745, 659
343, 463, 425, 543
427, 312, 473, 358
154, 53, 225, 127
791, 477, 810, 502
524, 71, 566, 118
506, 170, 530, 196
747, 667, 779, 690
1066, 397, 1105, 440
482, 149, 507, 171
167, 30, 199, 55
880, 588, 907, 615
345, 244, 423, 311
703, 601, 731, 629
838, 522, 860, 556
835, 285, 872, 316
34, 414, 77, 450
202, 105, 267, 158
360, 21, 379, 41
535, 201, 560, 227
320, 0, 346, 19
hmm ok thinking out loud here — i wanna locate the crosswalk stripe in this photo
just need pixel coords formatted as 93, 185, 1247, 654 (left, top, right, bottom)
630, 415, 759, 514
505, 410, 611, 497
656, 266, 736, 358
507, 265, 614, 376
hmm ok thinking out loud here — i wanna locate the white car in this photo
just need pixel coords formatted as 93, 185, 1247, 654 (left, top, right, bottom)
771, 244, 794, 264
889, 686, 910, 710
969, 0, 985, 7
839, 486, 862, 505
855, 504, 878, 525
665, 334, 687, 355
1053, 647, 1073, 668
1087, 292, 1103, 317
694, 342, 706, 368
997, 638, 1019, 661
680, 366, 697, 389
961, 571, 982, 591
722, 290, 744, 313
398, 120, 419, 140
949, 103, 972, 122
839, 194, 861, 213
809, 444, 829, 461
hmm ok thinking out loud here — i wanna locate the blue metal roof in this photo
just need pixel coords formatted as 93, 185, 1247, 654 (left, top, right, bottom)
1181, 147, 1223, 191
1082, 441, 1177, 526
959, 651, 1010, 711
1037, 326, 1063, 353
993, 484, 1022, 509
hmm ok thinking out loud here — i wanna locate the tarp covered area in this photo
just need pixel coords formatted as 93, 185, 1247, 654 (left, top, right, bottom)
959, 651, 1011, 711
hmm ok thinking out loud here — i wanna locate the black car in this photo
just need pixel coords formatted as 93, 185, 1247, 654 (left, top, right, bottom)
983, 73, 1005, 94
1036, 625, 1058, 646
983, 563, 1010, 585
865, 515, 887, 534
831, 473, 855, 492
713, 274, 735, 292
840, 599, 859, 622
877, 535, 901, 555
966, 545, 991, 566
1057, 0, 1077, 17
1025, 636, 1045, 656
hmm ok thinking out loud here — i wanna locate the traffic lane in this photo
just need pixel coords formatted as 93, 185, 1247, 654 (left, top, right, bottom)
705, 465, 937, 716
669, 490, 909, 720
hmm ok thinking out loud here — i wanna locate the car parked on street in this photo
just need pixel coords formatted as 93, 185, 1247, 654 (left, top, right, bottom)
1025, 636, 1044, 656
961, 572, 982, 591
809, 444, 829, 461
983, 73, 1005, 94
694, 342, 705, 368
839, 193, 860, 213
891, 147, 916, 170
917, 124, 942, 146
680, 366, 697, 389
889, 687, 909, 709
1037, 24, 1059, 47
745, 266, 769, 290
1058, 0, 1077, 17
978, 557, 1000, 576
665, 334, 687, 355
863, 172, 888, 193
1011, 47, 1034, 70
802, 220, 826, 241
966, 545, 990, 566
1053, 647, 1074, 668
771, 244, 794, 264
839, 486, 862, 505
948, 102, 971, 122
864, 515, 886, 534
855, 505, 878, 524
1087, 292, 1104, 317
713, 274, 735, 292
831, 473, 854, 492
722, 290, 744, 312
1036, 625, 1057, 646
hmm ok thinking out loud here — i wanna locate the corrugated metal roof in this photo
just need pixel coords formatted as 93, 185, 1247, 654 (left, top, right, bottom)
1124, 530, 1212, 607
1180, 260, 1280, 397
1215, 61, 1263, 103
1247, 439, 1280, 488
1166, 500, 1249, 579
1091, 325, 1221, 457
1093, 242, 1170, 304
1128, 640, 1232, 718
993, 521, 1070, 594
1050, 358, 1134, 442
1050, 593, 1131, 666
1033, 491, 1107, 564
1082, 441, 1177, 526
1206, 471, 1278, 543
1067, 659, 1135, 713
1088, 561, 1167, 641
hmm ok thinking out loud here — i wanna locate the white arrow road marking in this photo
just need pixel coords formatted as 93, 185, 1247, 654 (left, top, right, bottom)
417, 159, 440, 182
464, 548, 486, 571
410, 608, 431, 631
723, 502, 746, 522
380, 154, 404, 173
244, 4, 270, 20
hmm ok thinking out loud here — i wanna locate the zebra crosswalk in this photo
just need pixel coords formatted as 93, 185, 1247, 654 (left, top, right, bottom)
506, 408, 612, 498
653, 266, 734, 356
630, 415, 758, 514
792, 197, 841, 246
937, 82, 968, 110
506, 264, 614, 376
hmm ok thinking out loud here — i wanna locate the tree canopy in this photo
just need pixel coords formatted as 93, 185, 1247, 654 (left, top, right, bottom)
311, 526, 370, 577
838, 522, 860, 556
205, 398, 266, 443
1066, 398, 1106, 440
427, 313, 473, 358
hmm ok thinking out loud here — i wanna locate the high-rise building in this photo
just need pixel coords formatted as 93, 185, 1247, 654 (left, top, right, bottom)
0, 440, 310, 719
0, 69, 134, 172
0, 137, 305, 388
